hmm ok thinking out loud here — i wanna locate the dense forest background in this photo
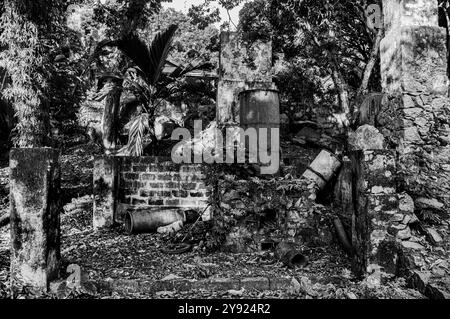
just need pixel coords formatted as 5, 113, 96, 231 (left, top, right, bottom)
0, 0, 388, 155
0, 0, 450, 157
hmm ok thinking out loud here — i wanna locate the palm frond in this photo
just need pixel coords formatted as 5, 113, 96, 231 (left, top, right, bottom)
120, 113, 150, 156
116, 24, 178, 85
146, 24, 178, 85
116, 33, 153, 81
91, 82, 116, 102
169, 58, 210, 78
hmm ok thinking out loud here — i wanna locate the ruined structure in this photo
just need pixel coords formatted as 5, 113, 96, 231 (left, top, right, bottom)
213, 32, 334, 252
93, 31, 279, 229
348, 0, 450, 297
90, 7, 450, 297
93, 156, 210, 229
217, 32, 276, 124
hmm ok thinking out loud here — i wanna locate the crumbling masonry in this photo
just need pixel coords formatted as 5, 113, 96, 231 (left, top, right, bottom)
350, 0, 450, 297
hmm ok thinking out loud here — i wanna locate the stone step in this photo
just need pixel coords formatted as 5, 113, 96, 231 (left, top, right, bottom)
50, 275, 296, 298
104, 276, 293, 295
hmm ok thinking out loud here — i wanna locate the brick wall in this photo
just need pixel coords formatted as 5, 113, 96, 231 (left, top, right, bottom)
93, 156, 211, 228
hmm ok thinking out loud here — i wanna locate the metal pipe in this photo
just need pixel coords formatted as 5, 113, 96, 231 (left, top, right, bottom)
333, 217, 354, 255
124, 209, 185, 234
275, 242, 308, 268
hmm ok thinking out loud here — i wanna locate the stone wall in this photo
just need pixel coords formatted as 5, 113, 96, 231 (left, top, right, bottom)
351, 150, 400, 278
379, 0, 450, 207
93, 156, 211, 228
217, 177, 333, 253
350, 0, 450, 296
377, 0, 450, 247
377, 93, 450, 209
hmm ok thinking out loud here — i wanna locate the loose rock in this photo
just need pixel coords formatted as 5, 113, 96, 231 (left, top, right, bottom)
348, 125, 385, 151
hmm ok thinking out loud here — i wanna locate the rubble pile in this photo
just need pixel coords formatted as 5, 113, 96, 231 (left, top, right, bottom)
216, 175, 335, 253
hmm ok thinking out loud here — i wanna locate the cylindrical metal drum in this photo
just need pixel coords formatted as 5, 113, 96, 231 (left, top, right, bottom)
239, 89, 280, 171
302, 150, 342, 190
239, 89, 280, 126
125, 209, 186, 234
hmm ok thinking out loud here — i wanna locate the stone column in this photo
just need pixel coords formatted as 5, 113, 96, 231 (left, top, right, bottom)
217, 32, 275, 124
93, 156, 118, 229
379, 0, 450, 207
377, 1, 450, 296
10, 148, 61, 294
351, 150, 399, 281
381, 0, 447, 96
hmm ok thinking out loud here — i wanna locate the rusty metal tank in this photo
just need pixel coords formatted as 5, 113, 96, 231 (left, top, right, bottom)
238, 89, 280, 172
239, 89, 280, 130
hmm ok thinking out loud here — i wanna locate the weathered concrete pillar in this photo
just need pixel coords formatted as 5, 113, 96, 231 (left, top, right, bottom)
380, 0, 449, 154
379, 0, 450, 232
10, 148, 61, 294
380, 0, 448, 161
351, 150, 399, 281
217, 32, 275, 124
93, 156, 118, 229
376, 1, 450, 297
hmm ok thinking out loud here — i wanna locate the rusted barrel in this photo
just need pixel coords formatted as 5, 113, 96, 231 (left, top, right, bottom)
302, 150, 341, 190
125, 208, 185, 234
239, 89, 280, 124
239, 89, 280, 170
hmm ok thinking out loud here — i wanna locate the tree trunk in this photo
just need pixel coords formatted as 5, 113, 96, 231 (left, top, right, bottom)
356, 26, 383, 100
102, 80, 123, 152
95, 1, 150, 153
331, 67, 351, 115
354, 2, 384, 121
329, 64, 351, 130
444, 6, 450, 96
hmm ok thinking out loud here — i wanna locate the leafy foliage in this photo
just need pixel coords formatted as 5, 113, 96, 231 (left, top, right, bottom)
0, 0, 52, 147
143, 8, 220, 68
187, 3, 220, 30
237, 0, 381, 129
120, 113, 150, 155
94, 23, 214, 156
115, 25, 178, 85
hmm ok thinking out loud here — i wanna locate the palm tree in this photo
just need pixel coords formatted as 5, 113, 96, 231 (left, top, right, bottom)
92, 24, 209, 155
